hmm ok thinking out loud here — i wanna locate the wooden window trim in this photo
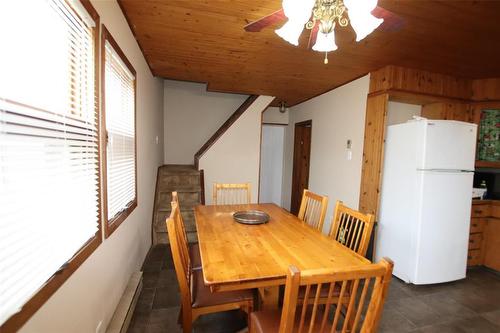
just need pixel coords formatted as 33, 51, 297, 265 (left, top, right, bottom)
101, 25, 138, 238
0, 1, 102, 332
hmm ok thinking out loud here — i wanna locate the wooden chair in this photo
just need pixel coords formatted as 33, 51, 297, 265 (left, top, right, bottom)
297, 190, 329, 232
295, 201, 375, 307
166, 201, 254, 333
171, 191, 201, 269
213, 182, 251, 205
329, 201, 375, 257
250, 258, 393, 333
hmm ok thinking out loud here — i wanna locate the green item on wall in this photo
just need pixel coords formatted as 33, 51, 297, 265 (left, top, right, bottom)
477, 109, 500, 162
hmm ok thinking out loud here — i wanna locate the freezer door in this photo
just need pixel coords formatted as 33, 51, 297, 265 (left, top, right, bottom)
413, 171, 473, 284
420, 121, 477, 171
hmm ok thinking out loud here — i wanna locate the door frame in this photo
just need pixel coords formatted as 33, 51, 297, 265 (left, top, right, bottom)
290, 120, 312, 214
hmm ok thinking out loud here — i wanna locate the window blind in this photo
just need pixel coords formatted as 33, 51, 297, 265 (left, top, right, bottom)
104, 38, 136, 223
0, 0, 99, 324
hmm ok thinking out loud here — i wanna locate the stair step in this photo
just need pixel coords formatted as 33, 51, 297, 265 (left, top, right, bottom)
156, 231, 198, 244
156, 191, 200, 211
155, 210, 196, 232
159, 164, 199, 176
153, 164, 203, 245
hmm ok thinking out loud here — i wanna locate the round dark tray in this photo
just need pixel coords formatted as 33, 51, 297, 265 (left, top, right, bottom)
233, 210, 270, 225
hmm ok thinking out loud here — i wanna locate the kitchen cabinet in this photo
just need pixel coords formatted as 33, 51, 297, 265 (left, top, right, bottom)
468, 200, 500, 271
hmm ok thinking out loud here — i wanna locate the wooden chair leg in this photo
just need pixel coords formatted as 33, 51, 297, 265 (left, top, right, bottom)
182, 307, 192, 333
246, 301, 253, 332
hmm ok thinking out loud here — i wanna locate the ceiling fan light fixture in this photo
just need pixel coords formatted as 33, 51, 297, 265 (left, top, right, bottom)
275, 20, 305, 46
349, 13, 384, 42
312, 31, 337, 52
281, 0, 315, 23
343, 0, 379, 14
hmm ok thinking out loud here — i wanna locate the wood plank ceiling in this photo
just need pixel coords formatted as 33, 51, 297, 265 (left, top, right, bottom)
118, 0, 500, 106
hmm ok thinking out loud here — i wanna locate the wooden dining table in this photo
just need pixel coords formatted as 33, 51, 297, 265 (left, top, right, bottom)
194, 203, 371, 308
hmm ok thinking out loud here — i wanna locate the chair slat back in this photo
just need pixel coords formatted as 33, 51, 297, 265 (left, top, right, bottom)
166, 202, 192, 315
329, 201, 375, 257
297, 190, 328, 232
171, 191, 189, 247
213, 182, 251, 205
279, 259, 393, 333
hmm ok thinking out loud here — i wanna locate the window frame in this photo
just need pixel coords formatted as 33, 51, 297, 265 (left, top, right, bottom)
101, 25, 138, 238
0, 1, 102, 332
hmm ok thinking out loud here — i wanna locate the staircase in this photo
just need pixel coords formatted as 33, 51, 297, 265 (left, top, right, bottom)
152, 165, 204, 245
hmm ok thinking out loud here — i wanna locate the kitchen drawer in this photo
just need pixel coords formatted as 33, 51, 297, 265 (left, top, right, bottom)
468, 233, 483, 250
471, 205, 490, 217
470, 218, 487, 233
467, 249, 482, 266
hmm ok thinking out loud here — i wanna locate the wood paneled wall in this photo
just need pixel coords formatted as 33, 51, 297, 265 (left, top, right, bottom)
471, 78, 500, 101
369, 66, 472, 100
359, 66, 500, 216
421, 103, 471, 122
359, 94, 388, 216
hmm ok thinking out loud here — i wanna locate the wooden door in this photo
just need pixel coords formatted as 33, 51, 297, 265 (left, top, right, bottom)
290, 120, 312, 215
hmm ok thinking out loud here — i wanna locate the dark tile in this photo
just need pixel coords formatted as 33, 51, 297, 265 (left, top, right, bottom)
157, 269, 178, 288
391, 297, 442, 328
386, 281, 413, 302
403, 281, 458, 297
161, 256, 175, 270
378, 307, 416, 333
135, 288, 155, 314
128, 312, 149, 333
129, 246, 500, 333
152, 286, 181, 309
448, 286, 500, 314
143, 260, 163, 273
418, 291, 477, 320
480, 310, 500, 327
409, 320, 460, 333
454, 316, 500, 333
148, 244, 171, 262
147, 307, 182, 333
142, 271, 160, 288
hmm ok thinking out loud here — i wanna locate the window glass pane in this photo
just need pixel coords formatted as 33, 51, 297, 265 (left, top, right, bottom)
104, 39, 136, 221
0, 0, 99, 324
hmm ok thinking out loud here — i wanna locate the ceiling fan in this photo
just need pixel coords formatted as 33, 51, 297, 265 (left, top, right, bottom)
244, 0, 404, 64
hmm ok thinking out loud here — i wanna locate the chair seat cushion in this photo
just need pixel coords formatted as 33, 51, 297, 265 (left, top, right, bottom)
251, 307, 338, 333
191, 270, 253, 308
189, 243, 201, 268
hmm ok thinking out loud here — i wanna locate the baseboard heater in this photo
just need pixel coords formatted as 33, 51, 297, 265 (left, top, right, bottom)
106, 272, 143, 333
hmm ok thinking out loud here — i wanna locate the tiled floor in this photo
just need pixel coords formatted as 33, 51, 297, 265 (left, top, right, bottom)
128, 245, 500, 333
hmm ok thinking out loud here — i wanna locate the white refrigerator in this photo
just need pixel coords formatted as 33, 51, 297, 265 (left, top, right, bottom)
376, 118, 477, 284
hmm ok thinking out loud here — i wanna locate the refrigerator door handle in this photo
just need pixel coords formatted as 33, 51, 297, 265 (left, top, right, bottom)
416, 168, 474, 173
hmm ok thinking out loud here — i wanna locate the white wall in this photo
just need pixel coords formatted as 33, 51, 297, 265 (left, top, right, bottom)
387, 101, 421, 126
199, 96, 275, 204
262, 106, 289, 125
282, 75, 370, 234
20, 1, 164, 332
163, 80, 248, 165
259, 125, 286, 205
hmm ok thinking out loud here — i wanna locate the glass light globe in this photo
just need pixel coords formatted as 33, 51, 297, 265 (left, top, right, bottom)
349, 12, 383, 42
312, 32, 338, 52
275, 20, 306, 46
281, 0, 315, 23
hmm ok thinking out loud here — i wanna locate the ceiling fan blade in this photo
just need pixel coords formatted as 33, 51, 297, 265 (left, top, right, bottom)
244, 9, 286, 32
307, 21, 319, 49
372, 6, 405, 32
